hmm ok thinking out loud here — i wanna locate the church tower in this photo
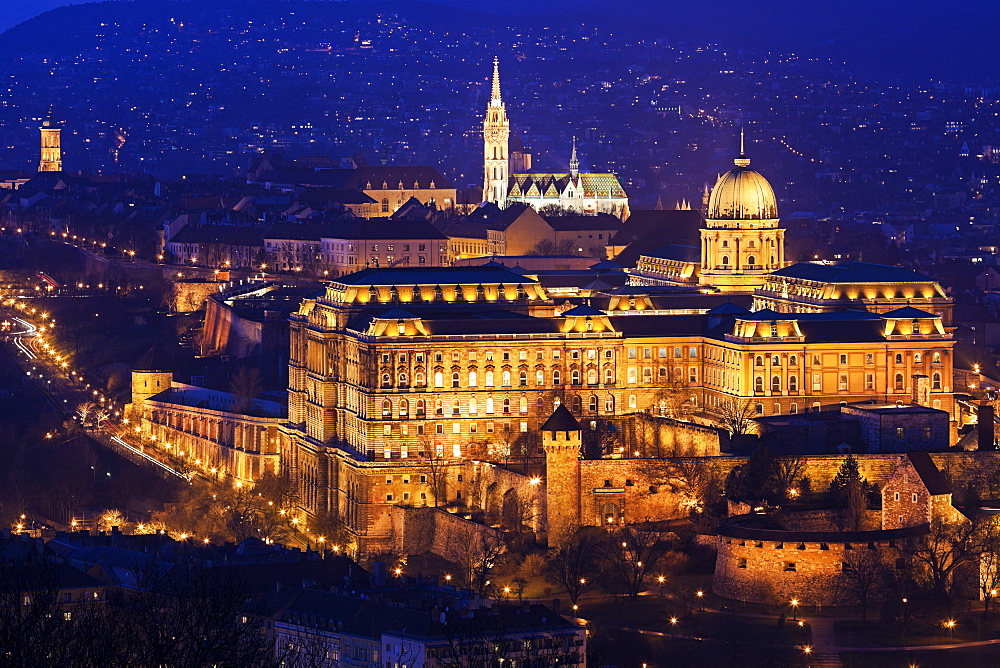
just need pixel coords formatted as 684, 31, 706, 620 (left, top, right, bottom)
699, 131, 785, 292
569, 136, 579, 181
483, 57, 509, 209
39, 116, 62, 172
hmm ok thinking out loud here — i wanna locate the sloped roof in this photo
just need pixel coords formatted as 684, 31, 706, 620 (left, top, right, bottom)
133, 344, 173, 372
883, 306, 940, 319
642, 244, 701, 263
770, 261, 932, 284
541, 404, 581, 432
333, 265, 538, 287
906, 452, 952, 495
543, 213, 622, 231
562, 304, 606, 317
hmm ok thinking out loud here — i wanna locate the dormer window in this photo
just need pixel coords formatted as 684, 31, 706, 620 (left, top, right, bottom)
770, 325, 778, 338
911, 321, 920, 334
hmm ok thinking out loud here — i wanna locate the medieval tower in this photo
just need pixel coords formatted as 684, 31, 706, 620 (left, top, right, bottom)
542, 405, 583, 547
38, 117, 62, 172
483, 57, 509, 209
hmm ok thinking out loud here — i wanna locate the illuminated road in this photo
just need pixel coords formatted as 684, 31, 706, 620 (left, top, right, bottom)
9, 317, 38, 359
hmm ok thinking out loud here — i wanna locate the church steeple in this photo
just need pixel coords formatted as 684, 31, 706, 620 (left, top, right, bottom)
569, 136, 579, 180
491, 56, 502, 104
39, 112, 62, 172
483, 57, 509, 208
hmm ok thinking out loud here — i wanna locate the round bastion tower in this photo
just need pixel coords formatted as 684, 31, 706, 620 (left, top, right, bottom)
129, 345, 173, 415
542, 405, 583, 548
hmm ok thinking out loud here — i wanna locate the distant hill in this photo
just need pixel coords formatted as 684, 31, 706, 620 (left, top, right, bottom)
1, 0, 996, 82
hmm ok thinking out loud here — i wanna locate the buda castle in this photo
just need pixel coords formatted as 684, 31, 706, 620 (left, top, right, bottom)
128, 68, 959, 555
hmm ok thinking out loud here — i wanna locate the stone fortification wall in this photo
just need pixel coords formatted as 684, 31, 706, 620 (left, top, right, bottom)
713, 517, 925, 605
171, 280, 219, 313
625, 415, 726, 457
202, 294, 267, 359
563, 452, 1000, 529
389, 506, 501, 565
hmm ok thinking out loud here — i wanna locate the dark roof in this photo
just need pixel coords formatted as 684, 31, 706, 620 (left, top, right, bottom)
541, 404, 581, 432
374, 308, 418, 320
349, 165, 454, 190
642, 244, 701, 263
333, 265, 538, 287
542, 213, 622, 231
770, 261, 932, 284
906, 452, 952, 495
589, 259, 625, 271
167, 225, 264, 246
883, 306, 940, 318
707, 302, 751, 315
562, 305, 606, 316
133, 344, 173, 372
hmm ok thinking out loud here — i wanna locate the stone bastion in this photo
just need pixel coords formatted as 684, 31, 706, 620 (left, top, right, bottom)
712, 512, 928, 606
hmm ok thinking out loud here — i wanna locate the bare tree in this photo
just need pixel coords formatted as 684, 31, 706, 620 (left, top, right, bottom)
837, 547, 884, 621
544, 528, 604, 604
907, 519, 988, 598
604, 525, 674, 598
717, 397, 757, 436
457, 531, 507, 596
771, 455, 807, 502
228, 366, 261, 414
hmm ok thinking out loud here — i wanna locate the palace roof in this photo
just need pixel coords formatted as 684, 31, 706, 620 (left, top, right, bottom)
770, 261, 932, 284
333, 265, 538, 287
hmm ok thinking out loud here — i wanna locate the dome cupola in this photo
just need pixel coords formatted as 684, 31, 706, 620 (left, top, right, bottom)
707, 146, 778, 223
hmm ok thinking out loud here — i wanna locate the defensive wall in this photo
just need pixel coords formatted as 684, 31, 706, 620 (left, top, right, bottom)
388, 506, 503, 566
713, 513, 926, 605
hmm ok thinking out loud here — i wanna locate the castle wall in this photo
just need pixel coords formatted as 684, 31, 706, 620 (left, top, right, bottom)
388, 506, 502, 565
713, 532, 907, 606
171, 280, 219, 313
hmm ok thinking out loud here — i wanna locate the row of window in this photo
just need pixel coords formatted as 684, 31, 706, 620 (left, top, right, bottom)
380, 366, 698, 389
752, 371, 943, 393
380, 347, 698, 365
752, 351, 944, 367
379, 395, 625, 418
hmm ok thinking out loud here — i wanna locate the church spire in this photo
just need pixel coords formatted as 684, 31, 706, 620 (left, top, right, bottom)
491, 56, 502, 105
569, 136, 579, 180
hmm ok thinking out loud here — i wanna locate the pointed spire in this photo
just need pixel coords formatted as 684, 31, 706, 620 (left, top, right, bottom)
569, 136, 579, 178
734, 127, 750, 168
491, 56, 502, 103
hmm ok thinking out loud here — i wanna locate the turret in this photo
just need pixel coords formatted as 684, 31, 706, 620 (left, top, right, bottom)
482, 57, 510, 209
129, 345, 173, 410
541, 404, 582, 547
569, 137, 579, 181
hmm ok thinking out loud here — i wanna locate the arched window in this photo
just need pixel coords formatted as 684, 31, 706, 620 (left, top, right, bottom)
486, 397, 495, 414
434, 371, 444, 388
756, 402, 764, 414
772, 355, 780, 366
382, 399, 392, 417
452, 372, 460, 388
722, 239, 729, 248
755, 376, 764, 392
627, 368, 637, 384
605, 367, 614, 384
469, 370, 478, 387
553, 370, 562, 385
721, 255, 730, 267
571, 369, 581, 385
914, 353, 922, 363
789, 375, 798, 392
894, 353, 903, 365
416, 400, 425, 417
398, 372, 408, 387
747, 255, 756, 266
519, 397, 528, 413
932, 352, 941, 364
434, 399, 443, 416
587, 369, 598, 384
589, 395, 598, 412
399, 399, 408, 417
628, 394, 637, 409
789, 355, 797, 366
642, 368, 652, 384
658, 367, 667, 380
605, 395, 615, 412
932, 372, 941, 390
502, 370, 511, 386
381, 373, 391, 388
894, 373, 904, 391
771, 376, 781, 392
502, 398, 511, 414
415, 372, 425, 387
755, 356, 764, 367
573, 395, 582, 413
469, 397, 478, 414
485, 371, 495, 387
536, 370, 544, 385
519, 371, 528, 386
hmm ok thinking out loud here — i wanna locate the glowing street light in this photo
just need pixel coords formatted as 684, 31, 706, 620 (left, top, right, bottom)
791, 598, 800, 621
945, 619, 956, 639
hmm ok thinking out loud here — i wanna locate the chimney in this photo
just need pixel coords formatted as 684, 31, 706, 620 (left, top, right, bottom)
979, 403, 996, 450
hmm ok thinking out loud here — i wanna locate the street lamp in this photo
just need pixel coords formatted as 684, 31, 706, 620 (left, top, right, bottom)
657, 575, 666, 596
696, 590, 704, 612
791, 598, 799, 621
945, 619, 956, 639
